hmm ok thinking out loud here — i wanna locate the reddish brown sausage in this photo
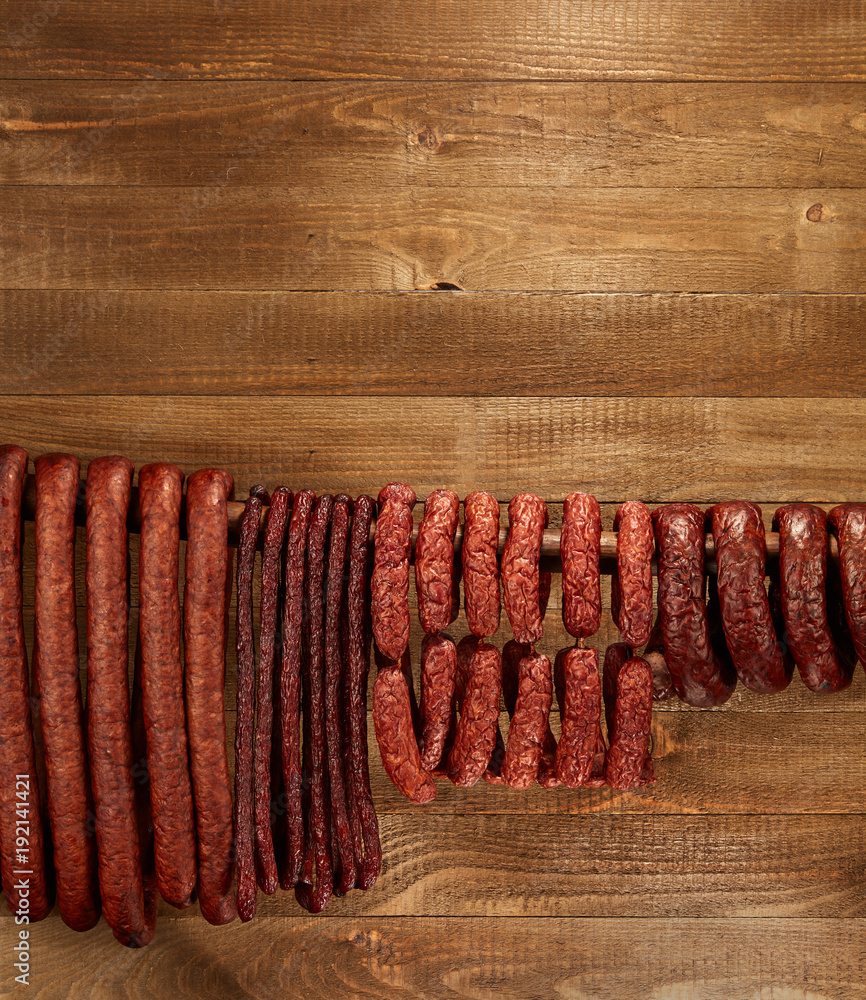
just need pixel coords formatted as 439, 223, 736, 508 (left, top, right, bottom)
0, 445, 51, 922
415, 490, 460, 635
502, 493, 547, 645
462, 492, 501, 638
37, 453, 99, 931
555, 646, 604, 788
604, 654, 655, 790
501, 652, 553, 789
419, 633, 458, 773
828, 503, 866, 669
561, 492, 602, 639
652, 503, 737, 707
86, 456, 155, 946
482, 638, 525, 786
643, 614, 675, 701
708, 501, 792, 693
184, 468, 236, 925
611, 501, 653, 647
774, 504, 855, 693
371, 482, 416, 661
446, 642, 502, 788
137, 463, 197, 910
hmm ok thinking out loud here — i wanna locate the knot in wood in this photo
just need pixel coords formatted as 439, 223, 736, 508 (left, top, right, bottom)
806, 203, 824, 222
416, 125, 441, 151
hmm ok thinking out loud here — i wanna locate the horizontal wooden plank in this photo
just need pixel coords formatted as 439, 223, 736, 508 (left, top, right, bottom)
2, 187, 863, 292
3, 82, 865, 188
1, 395, 864, 502
2, 0, 864, 81
3, 291, 865, 396
6, 916, 865, 999
157, 814, 866, 918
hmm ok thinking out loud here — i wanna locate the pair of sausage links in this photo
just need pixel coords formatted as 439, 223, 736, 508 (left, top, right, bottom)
325, 495, 357, 897
603, 647, 655, 790
86, 456, 156, 946
371, 483, 416, 661
828, 504, 866, 669
502, 493, 547, 645
774, 504, 855, 693
462, 492, 501, 638
561, 492, 602, 639
36, 454, 100, 931
0, 445, 51, 921
500, 651, 553, 789
436, 634, 480, 779
280, 489, 316, 888
708, 501, 792, 694
344, 495, 381, 889
296, 495, 335, 912
234, 489, 263, 922
138, 463, 197, 911
610, 501, 654, 647
555, 646, 605, 788
415, 490, 460, 635
419, 633, 458, 773
253, 486, 292, 895
446, 641, 502, 788
481, 638, 524, 785
652, 503, 737, 707
184, 468, 237, 925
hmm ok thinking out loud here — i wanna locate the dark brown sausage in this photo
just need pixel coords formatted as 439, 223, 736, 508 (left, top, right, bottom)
37, 453, 99, 931
828, 503, 866, 669
280, 488, 316, 889
652, 503, 737, 707
462, 492, 501, 638
137, 462, 197, 911
708, 501, 792, 693
611, 501, 653, 647
561, 492, 602, 639
604, 655, 655, 790
184, 468, 237, 925
501, 652, 553, 789
415, 489, 460, 635
253, 486, 292, 896
555, 646, 604, 788
344, 495, 381, 889
419, 633, 458, 773
0, 445, 51, 922
234, 491, 262, 922
446, 642, 502, 788
502, 493, 547, 645
774, 503, 855, 693
86, 456, 155, 945
371, 482, 416, 661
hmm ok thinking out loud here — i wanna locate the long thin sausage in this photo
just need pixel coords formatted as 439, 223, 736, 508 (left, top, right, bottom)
38, 453, 100, 931
184, 468, 237, 925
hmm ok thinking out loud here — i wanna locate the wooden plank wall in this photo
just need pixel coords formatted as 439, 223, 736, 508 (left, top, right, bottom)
1, 1, 865, 996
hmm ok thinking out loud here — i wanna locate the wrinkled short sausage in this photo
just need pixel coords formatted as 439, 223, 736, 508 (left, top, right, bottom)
604, 654, 655, 790
611, 501, 653, 647
828, 503, 866, 669
555, 646, 604, 788
371, 482, 416, 661
462, 492, 501, 638
501, 652, 552, 789
561, 492, 602, 639
502, 493, 547, 645
415, 490, 460, 635
419, 633, 458, 773
446, 642, 502, 788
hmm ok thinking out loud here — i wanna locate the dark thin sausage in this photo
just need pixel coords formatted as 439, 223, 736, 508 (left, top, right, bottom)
184, 468, 237, 925
502, 493, 547, 645
828, 503, 866, 669
344, 495, 381, 889
419, 633, 458, 773
280, 489, 316, 888
612, 501, 653, 647
138, 463, 197, 910
234, 491, 262, 922
774, 504, 855, 693
652, 503, 737, 707
325, 495, 356, 897
86, 456, 154, 945
253, 486, 291, 896
38, 453, 99, 931
555, 646, 604, 789
501, 652, 553, 789
296, 494, 334, 913
446, 642, 502, 788
462, 492, 501, 638
415, 489, 460, 635
0, 445, 51, 922
371, 482, 416, 661
604, 655, 655, 790
561, 492, 602, 639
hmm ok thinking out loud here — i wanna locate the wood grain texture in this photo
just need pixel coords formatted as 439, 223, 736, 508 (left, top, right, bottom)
3, 82, 865, 188
2, 0, 865, 81
3, 916, 865, 999
2, 187, 864, 292
1, 394, 864, 502
3, 291, 865, 397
